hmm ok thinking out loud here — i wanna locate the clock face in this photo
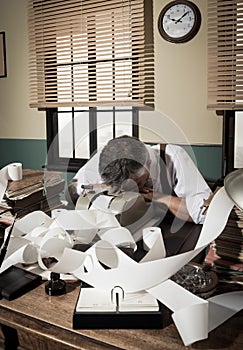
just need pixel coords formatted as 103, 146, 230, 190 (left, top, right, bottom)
163, 4, 195, 38
158, 1, 201, 43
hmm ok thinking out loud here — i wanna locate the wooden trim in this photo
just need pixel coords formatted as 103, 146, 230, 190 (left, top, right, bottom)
0, 32, 7, 78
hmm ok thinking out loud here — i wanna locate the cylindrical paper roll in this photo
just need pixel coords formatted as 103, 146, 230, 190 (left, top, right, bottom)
0, 162, 23, 202
7, 162, 23, 181
142, 227, 162, 251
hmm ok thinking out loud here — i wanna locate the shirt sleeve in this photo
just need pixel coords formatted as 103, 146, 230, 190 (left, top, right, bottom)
165, 144, 212, 224
73, 150, 103, 195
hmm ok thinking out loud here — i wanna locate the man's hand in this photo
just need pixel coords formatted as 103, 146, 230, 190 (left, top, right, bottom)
139, 187, 153, 194
142, 190, 168, 203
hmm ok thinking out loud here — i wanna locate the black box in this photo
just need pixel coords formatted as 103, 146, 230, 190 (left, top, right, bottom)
0, 265, 42, 300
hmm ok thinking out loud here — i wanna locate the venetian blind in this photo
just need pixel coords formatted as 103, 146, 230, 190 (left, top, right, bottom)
208, 0, 243, 110
28, 0, 154, 109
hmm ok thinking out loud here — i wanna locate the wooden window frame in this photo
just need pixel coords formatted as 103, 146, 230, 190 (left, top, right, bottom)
46, 107, 139, 172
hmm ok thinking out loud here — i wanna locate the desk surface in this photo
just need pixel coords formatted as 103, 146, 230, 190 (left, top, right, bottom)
0, 280, 243, 350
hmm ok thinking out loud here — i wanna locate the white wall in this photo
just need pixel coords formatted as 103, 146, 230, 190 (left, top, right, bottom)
0, 0, 222, 144
140, 0, 222, 144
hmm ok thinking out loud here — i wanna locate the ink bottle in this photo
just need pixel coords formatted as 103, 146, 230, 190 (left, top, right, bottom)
45, 272, 66, 296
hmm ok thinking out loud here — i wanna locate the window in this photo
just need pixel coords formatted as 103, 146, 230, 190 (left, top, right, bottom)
46, 107, 138, 172
208, 1, 243, 110
28, 0, 154, 108
208, 1, 243, 177
28, 0, 154, 171
235, 111, 243, 167
222, 110, 243, 176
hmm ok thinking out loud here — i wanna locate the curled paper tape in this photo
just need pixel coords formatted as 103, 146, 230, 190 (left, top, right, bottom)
71, 187, 243, 345
1, 188, 242, 346
1, 237, 38, 272
52, 209, 98, 244
98, 227, 137, 251
140, 227, 166, 262
0, 162, 23, 202
38, 237, 73, 271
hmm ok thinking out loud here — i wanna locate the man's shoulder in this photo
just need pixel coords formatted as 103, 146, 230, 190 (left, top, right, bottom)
165, 143, 187, 155
147, 143, 183, 155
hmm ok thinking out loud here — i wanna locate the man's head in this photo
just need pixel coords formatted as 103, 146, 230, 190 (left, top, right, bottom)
98, 135, 150, 192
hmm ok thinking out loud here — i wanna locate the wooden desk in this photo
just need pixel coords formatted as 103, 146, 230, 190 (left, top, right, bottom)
0, 280, 243, 350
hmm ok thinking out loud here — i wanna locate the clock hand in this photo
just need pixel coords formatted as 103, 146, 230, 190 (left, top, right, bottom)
175, 11, 189, 24
168, 15, 176, 22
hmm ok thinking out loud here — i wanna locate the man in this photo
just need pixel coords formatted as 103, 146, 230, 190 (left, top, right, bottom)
67, 135, 212, 225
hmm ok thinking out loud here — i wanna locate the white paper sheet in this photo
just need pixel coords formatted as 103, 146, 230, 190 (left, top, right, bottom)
76, 288, 159, 313
140, 226, 166, 262
51, 208, 120, 243
98, 227, 137, 251
5, 210, 53, 238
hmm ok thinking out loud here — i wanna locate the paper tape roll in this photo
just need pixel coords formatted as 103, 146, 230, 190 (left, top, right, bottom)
7, 162, 23, 181
142, 226, 162, 251
0, 162, 23, 202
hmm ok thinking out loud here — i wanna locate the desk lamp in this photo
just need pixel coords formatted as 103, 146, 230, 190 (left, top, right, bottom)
224, 168, 243, 210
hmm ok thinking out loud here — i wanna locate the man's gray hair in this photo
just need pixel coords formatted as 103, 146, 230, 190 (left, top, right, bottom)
98, 135, 148, 188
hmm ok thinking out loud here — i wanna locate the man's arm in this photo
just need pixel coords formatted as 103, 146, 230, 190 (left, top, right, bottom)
66, 150, 103, 206
164, 145, 212, 224
142, 191, 194, 222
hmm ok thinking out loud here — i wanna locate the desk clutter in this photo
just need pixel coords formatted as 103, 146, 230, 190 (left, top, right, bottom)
0, 183, 243, 346
0, 169, 65, 223
215, 206, 243, 262
205, 205, 243, 288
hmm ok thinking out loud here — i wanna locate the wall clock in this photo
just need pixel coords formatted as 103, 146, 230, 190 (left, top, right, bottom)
158, 0, 201, 44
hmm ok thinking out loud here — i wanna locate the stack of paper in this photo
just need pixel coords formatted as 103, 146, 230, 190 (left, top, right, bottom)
0, 169, 65, 223
206, 246, 243, 273
215, 206, 243, 262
